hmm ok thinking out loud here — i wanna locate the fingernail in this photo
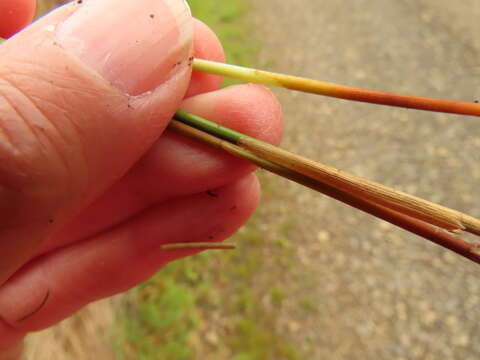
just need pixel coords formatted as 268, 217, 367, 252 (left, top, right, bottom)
56, 0, 193, 95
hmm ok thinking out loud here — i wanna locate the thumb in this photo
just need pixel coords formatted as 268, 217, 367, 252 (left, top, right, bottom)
0, 0, 193, 284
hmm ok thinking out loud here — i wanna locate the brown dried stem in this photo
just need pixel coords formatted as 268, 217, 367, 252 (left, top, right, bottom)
169, 118, 480, 265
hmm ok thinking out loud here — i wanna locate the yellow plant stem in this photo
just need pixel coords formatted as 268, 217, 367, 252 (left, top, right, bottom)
193, 58, 480, 117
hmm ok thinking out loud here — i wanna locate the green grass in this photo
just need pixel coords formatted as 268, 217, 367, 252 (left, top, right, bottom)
189, 0, 257, 88
188, 0, 256, 67
35, 0, 68, 18
115, 265, 198, 360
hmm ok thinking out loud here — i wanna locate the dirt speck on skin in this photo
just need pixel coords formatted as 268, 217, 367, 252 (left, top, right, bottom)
253, 0, 480, 358
172, 60, 184, 70
206, 190, 219, 198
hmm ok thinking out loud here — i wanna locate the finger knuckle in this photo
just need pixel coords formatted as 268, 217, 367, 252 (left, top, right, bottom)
0, 75, 87, 216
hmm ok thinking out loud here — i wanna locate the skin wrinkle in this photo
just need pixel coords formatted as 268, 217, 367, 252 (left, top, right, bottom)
35, 96, 92, 202
0, 57, 107, 208
0, 85, 18, 153
0, 92, 47, 197
28, 93, 88, 173
0, 107, 17, 154
0, 76, 74, 200
0, 80, 49, 158
27, 92, 90, 202
23, 69, 115, 198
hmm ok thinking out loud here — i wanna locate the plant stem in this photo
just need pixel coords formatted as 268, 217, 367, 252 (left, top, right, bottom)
174, 110, 480, 235
192, 59, 480, 117
161, 242, 236, 251
168, 118, 480, 265
175, 109, 243, 142
238, 137, 480, 236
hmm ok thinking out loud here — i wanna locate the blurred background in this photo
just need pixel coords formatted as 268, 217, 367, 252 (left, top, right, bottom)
26, 1, 480, 359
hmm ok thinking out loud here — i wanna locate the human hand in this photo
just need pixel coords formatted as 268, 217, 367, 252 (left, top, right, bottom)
0, 0, 283, 353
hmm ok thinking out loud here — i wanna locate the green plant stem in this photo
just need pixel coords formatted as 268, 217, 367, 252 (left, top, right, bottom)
175, 109, 244, 143
171, 111, 480, 265
173, 110, 480, 235
192, 58, 480, 117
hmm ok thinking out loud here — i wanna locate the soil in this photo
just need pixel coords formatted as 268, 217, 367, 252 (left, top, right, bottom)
252, 0, 480, 358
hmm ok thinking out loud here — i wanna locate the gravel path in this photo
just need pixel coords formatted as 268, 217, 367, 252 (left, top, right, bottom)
253, 1, 480, 359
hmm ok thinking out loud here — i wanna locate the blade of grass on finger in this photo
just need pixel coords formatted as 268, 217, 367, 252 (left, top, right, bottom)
161, 242, 236, 251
